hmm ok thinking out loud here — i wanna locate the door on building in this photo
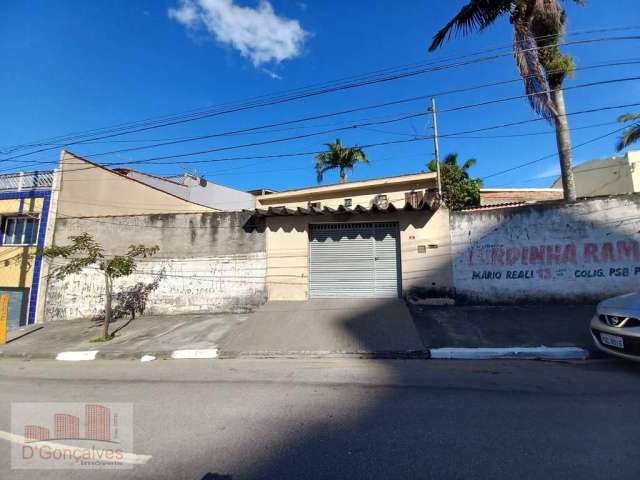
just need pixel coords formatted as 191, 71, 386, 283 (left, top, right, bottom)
309, 222, 400, 298
0, 288, 28, 331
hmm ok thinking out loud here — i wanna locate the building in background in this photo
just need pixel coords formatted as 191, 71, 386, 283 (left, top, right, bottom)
250, 172, 449, 301
113, 168, 256, 211
56, 151, 217, 218
0, 170, 57, 330
551, 150, 640, 198
479, 188, 564, 207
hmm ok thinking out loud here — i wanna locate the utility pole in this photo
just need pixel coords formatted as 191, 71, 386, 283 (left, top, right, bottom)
430, 97, 442, 197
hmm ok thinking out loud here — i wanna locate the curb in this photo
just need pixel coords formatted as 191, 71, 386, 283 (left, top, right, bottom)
0, 346, 594, 361
429, 346, 590, 360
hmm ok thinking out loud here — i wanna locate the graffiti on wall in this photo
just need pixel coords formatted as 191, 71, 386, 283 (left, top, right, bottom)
467, 239, 640, 281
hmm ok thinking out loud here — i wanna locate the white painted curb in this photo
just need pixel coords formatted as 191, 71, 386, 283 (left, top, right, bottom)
56, 351, 99, 361
140, 355, 156, 363
430, 346, 589, 360
171, 349, 219, 359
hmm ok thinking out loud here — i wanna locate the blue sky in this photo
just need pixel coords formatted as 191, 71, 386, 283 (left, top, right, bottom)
0, 0, 638, 192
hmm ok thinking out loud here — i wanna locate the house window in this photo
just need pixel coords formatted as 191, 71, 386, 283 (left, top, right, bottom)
2, 217, 38, 245
344, 198, 352, 207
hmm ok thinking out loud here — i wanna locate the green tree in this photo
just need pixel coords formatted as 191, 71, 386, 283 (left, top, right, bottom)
315, 138, 369, 183
429, 0, 585, 202
616, 113, 640, 151
42, 233, 159, 340
428, 153, 482, 210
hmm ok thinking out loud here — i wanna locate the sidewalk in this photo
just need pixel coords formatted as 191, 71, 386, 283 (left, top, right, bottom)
408, 302, 597, 358
0, 313, 249, 360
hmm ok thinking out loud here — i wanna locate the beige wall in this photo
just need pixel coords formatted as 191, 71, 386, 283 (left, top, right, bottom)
265, 208, 453, 300
551, 151, 639, 198
57, 151, 216, 218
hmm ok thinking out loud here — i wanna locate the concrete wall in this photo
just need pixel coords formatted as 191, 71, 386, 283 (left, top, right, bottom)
450, 195, 640, 303
44, 211, 267, 321
57, 151, 215, 218
265, 208, 453, 300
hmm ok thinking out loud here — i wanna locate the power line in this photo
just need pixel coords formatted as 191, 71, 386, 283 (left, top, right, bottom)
3, 34, 638, 162
481, 124, 631, 181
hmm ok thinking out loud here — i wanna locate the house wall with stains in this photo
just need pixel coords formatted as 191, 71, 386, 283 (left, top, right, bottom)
44, 212, 267, 321
450, 194, 640, 303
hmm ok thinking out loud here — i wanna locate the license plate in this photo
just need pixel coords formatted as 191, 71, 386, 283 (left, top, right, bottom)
600, 333, 624, 349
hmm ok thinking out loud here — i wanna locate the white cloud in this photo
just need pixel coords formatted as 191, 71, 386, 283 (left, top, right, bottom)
168, 0, 308, 67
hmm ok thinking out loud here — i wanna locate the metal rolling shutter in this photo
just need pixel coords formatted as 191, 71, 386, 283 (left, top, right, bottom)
309, 222, 399, 298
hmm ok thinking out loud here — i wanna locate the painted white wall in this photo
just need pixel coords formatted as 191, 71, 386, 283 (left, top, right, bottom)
45, 253, 267, 321
450, 195, 640, 302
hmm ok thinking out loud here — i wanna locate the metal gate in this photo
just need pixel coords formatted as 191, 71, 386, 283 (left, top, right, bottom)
309, 222, 400, 298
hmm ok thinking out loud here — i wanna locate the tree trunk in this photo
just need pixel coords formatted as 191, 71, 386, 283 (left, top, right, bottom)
339, 169, 346, 184
551, 88, 576, 202
103, 273, 112, 339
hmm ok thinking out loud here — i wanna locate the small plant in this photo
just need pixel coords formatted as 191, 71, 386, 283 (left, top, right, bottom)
42, 233, 159, 340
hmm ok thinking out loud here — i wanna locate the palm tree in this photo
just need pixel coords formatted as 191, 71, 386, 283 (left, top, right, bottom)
315, 139, 369, 183
616, 113, 640, 151
429, 0, 585, 202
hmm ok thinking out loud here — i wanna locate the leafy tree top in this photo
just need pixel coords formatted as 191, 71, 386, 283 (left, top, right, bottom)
428, 153, 483, 210
42, 233, 159, 280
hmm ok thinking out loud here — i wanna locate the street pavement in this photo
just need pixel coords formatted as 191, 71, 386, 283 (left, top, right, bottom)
0, 357, 639, 479
218, 298, 425, 356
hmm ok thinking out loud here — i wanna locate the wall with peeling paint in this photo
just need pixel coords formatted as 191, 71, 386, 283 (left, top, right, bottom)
450, 195, 640, 303
44, 212, 267, 321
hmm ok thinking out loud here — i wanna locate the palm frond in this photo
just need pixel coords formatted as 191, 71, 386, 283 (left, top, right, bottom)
618, 113, 640, 123
512, 21, 556, 122
429, 0, 511, 51
616, 124, 640, 152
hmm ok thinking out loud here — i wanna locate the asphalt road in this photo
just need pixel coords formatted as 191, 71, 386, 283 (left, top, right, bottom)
0, 358, 639, 479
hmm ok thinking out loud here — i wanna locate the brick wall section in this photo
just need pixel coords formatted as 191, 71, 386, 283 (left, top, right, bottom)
480, 189, 564, 206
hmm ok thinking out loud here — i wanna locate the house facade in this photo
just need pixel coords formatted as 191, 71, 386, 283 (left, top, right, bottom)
252, 172, 452, 301
0, 170, 58, 330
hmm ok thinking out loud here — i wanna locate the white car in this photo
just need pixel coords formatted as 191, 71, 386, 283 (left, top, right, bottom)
591, 292, 640, 361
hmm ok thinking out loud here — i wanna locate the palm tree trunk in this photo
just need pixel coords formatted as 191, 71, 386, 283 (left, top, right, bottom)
339, 169, 346, 184
551, 88, 576, 202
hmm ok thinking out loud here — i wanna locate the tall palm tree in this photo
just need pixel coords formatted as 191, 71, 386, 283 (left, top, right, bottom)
315, 138, 369, 183
429, 0, 585, 201
616, 113, 640, 151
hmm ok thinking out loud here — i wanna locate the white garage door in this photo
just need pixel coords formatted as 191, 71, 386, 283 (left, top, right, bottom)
309, 222, 400, 298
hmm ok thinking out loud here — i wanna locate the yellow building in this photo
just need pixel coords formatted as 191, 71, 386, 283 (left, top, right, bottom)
251, 172, 452, 300
0, 171, 57, 330
551, 150, 640, 197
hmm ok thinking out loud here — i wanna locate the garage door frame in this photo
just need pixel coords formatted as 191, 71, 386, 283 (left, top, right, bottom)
308, 221, 402, 298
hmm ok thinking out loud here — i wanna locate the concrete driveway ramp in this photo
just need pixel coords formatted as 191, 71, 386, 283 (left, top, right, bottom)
218, 298, 426, 357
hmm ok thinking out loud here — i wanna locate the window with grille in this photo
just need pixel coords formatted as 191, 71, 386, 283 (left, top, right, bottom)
2, 216, 38, 245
